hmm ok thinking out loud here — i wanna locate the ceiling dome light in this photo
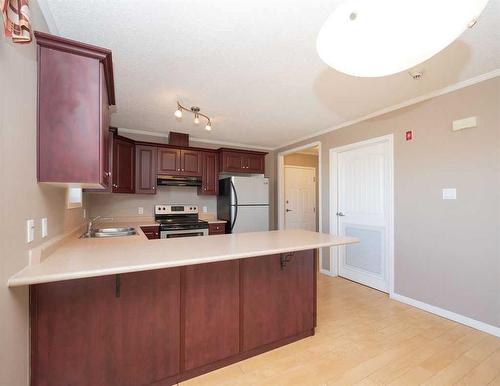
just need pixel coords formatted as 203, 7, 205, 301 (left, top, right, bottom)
317, 0, 490, 77
174, 108, 183, 118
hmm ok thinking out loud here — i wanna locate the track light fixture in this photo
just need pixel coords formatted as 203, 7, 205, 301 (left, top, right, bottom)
174, 101, 212, 131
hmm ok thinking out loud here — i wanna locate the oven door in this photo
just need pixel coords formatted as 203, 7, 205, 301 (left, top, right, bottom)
160, 228, 208, 239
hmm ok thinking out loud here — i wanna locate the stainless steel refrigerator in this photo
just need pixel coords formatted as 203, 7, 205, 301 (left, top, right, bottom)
217, 176, 269, 233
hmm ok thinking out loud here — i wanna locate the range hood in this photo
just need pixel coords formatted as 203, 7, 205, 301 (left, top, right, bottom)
157, 175, 202, 187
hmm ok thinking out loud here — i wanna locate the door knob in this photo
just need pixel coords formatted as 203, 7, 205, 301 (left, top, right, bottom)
286, 209, 292, 212
337, 212, 345, 216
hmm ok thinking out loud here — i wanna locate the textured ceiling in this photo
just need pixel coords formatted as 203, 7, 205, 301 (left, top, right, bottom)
40, 0, 500, 149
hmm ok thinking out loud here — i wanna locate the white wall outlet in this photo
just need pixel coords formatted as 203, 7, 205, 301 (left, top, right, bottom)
27, 219, 35, 243
442, 188, 457, 200
452, 116, 477, 131
41, 218, 48, 238
202, 206, 208, 213
138, 207, 144, 215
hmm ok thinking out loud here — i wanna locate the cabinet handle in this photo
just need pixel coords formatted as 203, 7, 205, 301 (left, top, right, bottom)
152, 186, 155, 190
113, 184, 118, 188
177, 169, 180, 171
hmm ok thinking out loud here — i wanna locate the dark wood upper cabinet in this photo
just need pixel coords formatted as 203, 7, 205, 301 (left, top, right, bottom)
180, 150, 202, 176
157, 148, 180, 174
219, 149, 267, 174
135, 145, 157, 194
112, 137, 135, 193
198, 152, 218, 195
35, 31, 115, 189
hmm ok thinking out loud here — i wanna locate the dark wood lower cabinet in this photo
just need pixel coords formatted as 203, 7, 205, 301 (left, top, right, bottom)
30, 250, 316, 386
183, 261, 240, 370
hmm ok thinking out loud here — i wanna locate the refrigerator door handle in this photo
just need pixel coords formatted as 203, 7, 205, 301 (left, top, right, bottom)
230, 180, 238, 232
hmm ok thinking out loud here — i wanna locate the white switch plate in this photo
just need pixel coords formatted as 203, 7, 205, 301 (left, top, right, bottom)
202, 206, 208, 213
452, 116, 477, 131
442, 188, 457, 200
27, 219, 35, 243
41, 218, 48, 238
83, 208, 87, 219
138, 207, 144, 215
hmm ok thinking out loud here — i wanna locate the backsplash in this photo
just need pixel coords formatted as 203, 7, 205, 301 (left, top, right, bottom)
86, 186, 217, 218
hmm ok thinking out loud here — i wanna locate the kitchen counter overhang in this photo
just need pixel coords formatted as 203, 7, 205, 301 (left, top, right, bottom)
8, 229, 358, 287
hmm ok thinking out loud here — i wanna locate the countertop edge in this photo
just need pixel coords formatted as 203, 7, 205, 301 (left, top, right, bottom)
8, 239, 357, 287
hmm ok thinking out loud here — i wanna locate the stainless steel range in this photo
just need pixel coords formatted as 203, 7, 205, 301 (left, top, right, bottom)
154, 205, 209, 238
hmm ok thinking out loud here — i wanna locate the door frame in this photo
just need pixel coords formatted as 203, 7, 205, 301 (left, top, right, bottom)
329, 134, 394, 295
277, 141, 327, 274
283, 165, 317, 231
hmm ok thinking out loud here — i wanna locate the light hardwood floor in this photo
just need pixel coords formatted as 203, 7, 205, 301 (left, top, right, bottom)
181, 276, 500, 386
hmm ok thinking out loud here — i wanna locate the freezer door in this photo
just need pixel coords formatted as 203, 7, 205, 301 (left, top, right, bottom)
231, 205, 269, 233
231, 176, 269, 205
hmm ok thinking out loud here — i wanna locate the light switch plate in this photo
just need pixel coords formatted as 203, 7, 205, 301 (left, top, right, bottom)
41, 218, 48, 238
202, 206, 208, 213
138, 207, 144, 215
83, 208, 87, 219
442, 188, 457, 200
27, 219, 35, 243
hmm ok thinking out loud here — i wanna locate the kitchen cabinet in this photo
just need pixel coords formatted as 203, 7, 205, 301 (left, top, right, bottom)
140, 225, 160, 239
112, 137, 135, 193
157, 148, 180, 174
157, 148, 202, 176
30, 250, 316, 385
219, 148, 267, 174
135, 145, 157, 194
241, 250, 315, 351
31, 269, 181, 386
199, 152, 219, 195
35, 31, 115, 189
208, 223, 225, 235
183, 261, 240, 370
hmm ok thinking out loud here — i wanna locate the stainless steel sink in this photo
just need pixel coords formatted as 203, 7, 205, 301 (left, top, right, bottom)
81, 227, 137, 238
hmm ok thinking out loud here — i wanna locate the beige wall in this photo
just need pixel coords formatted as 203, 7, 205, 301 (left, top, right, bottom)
276, 77, 500, 328
0, 3, 86, 385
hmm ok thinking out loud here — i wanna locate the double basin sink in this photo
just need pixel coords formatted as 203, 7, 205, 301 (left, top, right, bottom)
81, 227, 137, 238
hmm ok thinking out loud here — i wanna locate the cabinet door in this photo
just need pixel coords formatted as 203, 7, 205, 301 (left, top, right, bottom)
200, 152, 218, 195
118, 269, 181, 385
158, 148, 180, 174
221, 151, 244, 173
135, 145, 157, 194
241, 250, 315, 351
183, 261, 240, 370
31, 276, 120, 386
180, 150, 202, 176
112, 138, 135, 193
245, 154, 265, 174
100, 64, 111, 187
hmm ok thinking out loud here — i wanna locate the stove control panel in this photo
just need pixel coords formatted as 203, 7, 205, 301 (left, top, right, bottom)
155, 205, 199, 215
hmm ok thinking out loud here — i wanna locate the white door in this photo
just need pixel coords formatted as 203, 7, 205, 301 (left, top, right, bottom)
284, 166, 316, 231
332, 136, 393, 293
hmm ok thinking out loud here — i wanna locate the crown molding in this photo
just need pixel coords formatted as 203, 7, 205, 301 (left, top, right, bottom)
117, 127, 274, 151
274, 68, 500, 150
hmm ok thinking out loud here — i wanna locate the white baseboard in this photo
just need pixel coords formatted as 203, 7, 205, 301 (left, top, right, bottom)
391, 293, 500, 338
320, 269, 337, 277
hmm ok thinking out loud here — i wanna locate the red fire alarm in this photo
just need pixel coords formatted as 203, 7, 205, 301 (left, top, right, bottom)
405, 130, 413, 141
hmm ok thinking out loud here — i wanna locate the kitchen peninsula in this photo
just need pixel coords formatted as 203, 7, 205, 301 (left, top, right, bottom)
10, 229, 356, 386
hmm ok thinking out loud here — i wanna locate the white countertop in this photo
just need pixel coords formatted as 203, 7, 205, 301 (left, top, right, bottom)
8, 228, 357, 287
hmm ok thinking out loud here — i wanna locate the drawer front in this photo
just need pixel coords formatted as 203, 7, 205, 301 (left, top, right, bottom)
141, 226, 159, 239
208, 223, 226, 235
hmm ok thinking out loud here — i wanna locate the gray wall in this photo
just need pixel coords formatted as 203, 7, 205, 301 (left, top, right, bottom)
275, 77, 500, 328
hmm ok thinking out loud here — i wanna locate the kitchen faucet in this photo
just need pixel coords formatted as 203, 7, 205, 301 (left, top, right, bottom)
86, 216, 113, 235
